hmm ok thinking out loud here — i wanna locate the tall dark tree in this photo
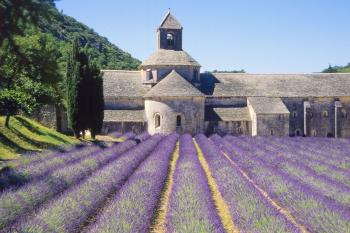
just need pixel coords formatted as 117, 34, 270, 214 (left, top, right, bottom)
66, 38, 104, 139
88, 64, 104, 140
66, 37, 82, 137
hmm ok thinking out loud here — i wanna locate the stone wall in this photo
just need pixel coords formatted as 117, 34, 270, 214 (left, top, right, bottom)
31, 105, 57, 129
282, 98, 305, 136
256, 114, 290, 136
337, 97, 350, 137
102, 121, 146, 134
145, 97, 205, 135
104, 97, 144, 109
205, 121, 251, 136
31, 105, 70, 133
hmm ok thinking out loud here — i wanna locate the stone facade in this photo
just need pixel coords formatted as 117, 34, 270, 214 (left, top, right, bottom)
37, 10, 349, 138
99, 11, 350, 137
145, 97, 204, 135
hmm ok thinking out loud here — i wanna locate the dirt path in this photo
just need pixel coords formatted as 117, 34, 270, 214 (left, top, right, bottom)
149, 142, 180, 233
221, 151, 310, 233
194, 140, 240, 233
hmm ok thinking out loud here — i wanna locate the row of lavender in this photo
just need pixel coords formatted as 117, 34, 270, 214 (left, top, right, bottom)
1, 132, 348, 232
213, 135, 350, 232
0, 132, 153, 231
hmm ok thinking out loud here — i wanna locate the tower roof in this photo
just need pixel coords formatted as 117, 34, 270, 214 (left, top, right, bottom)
141, 49, 200, 67
159, 10, 182, 30
144, 70, 204, 98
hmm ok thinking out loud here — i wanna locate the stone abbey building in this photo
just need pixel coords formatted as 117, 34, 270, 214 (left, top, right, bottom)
102, 11, 350, 137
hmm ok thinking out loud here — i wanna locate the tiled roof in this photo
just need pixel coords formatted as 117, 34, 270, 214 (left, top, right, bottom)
200, 73, 350, 97
159, 11, 182, 29
144, 70, 205, 98
141, 49, 201, 67
104, 110, 145, 122
248, 97, 290, 114
102, 70, 147, 97
205, 107, 251, 121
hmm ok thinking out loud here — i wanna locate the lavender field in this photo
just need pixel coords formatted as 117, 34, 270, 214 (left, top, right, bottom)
0, 133, 349, 233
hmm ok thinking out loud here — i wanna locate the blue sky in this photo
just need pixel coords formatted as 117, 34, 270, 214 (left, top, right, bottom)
56, 0, 350, 73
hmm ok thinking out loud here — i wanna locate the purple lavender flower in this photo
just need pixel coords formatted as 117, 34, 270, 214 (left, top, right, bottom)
166, 134, 225, 233
87, 133, 178, 233
12, 135, 163, 233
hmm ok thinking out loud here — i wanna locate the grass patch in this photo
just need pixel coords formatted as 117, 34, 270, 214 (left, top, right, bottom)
0, 115, 78, 160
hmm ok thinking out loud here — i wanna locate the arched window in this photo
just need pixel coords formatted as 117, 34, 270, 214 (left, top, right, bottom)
176, 115, 181, 127
295, 129, 301, 136
155, 114, 161, 128
292, 111, 298, 118
322, 110, 328, 118
146, 69, 152, 81
167, 33, 174, 47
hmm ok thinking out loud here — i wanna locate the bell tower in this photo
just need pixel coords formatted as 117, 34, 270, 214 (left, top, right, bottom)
157, 9, 183, 51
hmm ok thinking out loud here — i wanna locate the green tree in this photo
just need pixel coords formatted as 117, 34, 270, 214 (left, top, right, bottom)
88, 64, 104, 140
0, 0, 54, 59
66, 37, 82, 137
0, 33, 61, 127
66, 38, 104, 139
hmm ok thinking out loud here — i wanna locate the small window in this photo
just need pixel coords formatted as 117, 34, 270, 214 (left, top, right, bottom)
155, 114, 161, 128
292, 111, 298, 118
295, 129, 301, 136
146, 69, 152, 81
237, 127, 243, 134
270, 129, 274, 136
322, 111, 328, 118
176, 115, 181, 127
167, 33, 174, 47
279, 114, 284, 120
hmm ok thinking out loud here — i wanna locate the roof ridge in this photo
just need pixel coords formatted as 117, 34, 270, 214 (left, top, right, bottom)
144, 70, 204, 98
101, 70, 140, 73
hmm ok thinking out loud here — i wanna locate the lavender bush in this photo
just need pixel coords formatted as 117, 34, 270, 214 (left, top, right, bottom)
12, 135, 163, 233
0, 144, 101, 191
196, 134, 299, 233
211, 135, 350, 232
166, 134, 224, 233
87, 133, 178, 233
0, 139, 137, 229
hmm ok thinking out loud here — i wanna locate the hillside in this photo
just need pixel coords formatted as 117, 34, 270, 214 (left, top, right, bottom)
0, 116, 78, 160
38, 4, 141, 70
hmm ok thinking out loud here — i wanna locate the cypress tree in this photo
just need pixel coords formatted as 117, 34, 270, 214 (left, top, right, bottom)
78, 51, 90, 138
89, 63, 104, 140
66, 37, 104, 139
66, 37, 82, 138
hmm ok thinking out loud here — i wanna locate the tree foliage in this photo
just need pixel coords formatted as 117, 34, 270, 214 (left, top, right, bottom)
0, 0, 55, 59
0, 0, 59, 127
66, 38, 104, 139
322, 63, 350, 73
38, 5, 141, 70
